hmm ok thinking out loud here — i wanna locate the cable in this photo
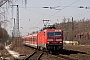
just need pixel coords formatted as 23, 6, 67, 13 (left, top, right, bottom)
19, 0, 80, 30
19, 5, 79, 19
19, 6, 45, 29
19, 6, 44, 15
47, 0, 80, 19
19, 6, 73, 28
58, 0, 61, 7
76, 10, 90, 19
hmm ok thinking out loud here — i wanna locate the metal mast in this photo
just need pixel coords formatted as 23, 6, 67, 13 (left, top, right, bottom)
72, 17, 74, 31
11, 5, 19, 37
16, 5, 19, 37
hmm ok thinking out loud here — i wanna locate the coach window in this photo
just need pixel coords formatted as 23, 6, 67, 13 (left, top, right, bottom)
31, 37, 33, 41
30, 37, 32, 41
27, 38, 29, 41
32, 37, 34, 41
31, 38, 32, 41
26, 38, 27, 40
29, 38, 30, 41
33, 38, 36, 42
44, 32, 45, 36
30, 38, 31, 41
29, 38, 31, 41
33, 37, 34, 41
25, 38, 26, 41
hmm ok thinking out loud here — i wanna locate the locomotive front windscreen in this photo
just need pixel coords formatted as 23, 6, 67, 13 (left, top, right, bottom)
47, 32, 62, 36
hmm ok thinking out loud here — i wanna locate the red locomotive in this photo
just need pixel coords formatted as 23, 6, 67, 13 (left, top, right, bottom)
22, 28, 63, 52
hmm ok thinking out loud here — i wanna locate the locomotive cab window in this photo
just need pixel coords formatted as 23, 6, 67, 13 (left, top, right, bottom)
47, 32, 54, 36
47, 32, 62, 36
55, 32, 62, 36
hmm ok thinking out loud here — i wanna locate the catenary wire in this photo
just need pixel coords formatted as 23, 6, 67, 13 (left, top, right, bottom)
46, 0, 80, 19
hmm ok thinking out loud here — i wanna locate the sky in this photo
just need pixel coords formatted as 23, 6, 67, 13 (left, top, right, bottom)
2, 0, 90, 36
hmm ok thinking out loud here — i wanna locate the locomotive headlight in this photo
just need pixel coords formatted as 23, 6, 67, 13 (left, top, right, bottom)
59, 42, 62, 44
47, 42, 50, 44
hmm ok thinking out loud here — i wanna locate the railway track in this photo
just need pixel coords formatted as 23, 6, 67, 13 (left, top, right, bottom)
48, 51, 89, 60
21, 45, 90, 60
25, 51, 43, 60
24, 48, 83, 60
43, 52, 78, 60
57, 54, 78, 60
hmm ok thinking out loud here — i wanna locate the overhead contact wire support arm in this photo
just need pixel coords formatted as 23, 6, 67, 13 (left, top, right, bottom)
0, 0, 9, 7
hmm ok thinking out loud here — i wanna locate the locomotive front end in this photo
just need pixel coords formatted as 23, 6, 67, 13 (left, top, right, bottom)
46, 29, 63, 51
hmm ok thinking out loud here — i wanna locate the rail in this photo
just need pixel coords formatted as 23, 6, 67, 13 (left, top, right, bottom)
25, 51, 43, 60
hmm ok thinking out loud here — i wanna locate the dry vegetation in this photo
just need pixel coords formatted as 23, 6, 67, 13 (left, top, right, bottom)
0, 18, 90, 58
10, 38, 34, 55
0, 22, 12, 58
54, 18, 90, 45
0, 28, 9, 44
0, 43, 4, 50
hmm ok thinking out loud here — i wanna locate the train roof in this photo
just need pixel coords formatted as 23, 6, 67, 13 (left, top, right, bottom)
22, 34, 37, 38
43, 29, 62, 32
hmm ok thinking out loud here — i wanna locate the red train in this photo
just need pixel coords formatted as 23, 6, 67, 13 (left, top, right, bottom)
22, 29, 63, 52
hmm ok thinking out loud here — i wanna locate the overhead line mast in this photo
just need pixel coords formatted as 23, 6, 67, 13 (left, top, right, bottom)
16, 5, 19, 37
11, 5, 19, 37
